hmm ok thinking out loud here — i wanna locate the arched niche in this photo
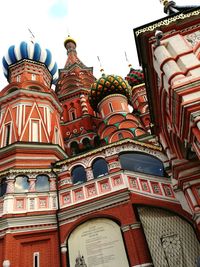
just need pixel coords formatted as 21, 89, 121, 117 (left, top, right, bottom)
82, 138, 91, 149
15, 175, 29, 193
92, 158, 108, 178
71, 165, 87, 185
0, 178, 7, 197
70, 141, 79, 155
35, 175, 50, 191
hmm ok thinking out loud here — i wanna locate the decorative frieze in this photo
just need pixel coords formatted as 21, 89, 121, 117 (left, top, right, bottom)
109, 161, 121, 170
185, 30, 200, 47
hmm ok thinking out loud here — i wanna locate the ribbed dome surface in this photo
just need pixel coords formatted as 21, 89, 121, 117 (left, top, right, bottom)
2, 41, 58, 84
125, 68, 144, 87
89, 74, 130, 111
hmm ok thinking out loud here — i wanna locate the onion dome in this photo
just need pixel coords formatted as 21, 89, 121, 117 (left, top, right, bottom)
89, 74, 130, 111
2, 41, 58, 84
64, 36, 76, 48
125, 68, 144, 87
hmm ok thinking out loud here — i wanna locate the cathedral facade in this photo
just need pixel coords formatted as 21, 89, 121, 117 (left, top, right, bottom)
0, 2, 200, 267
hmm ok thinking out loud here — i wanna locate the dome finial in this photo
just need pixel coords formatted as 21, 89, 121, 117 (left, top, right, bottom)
28, 28, 35, 44
97, 56, 104, 74
124, 51, 132, 68
160, 0, 169, 6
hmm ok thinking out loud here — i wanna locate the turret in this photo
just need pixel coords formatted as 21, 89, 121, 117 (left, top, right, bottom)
0, 41, 66, 171
56, 37, 101, 156
89, 73, 147, 144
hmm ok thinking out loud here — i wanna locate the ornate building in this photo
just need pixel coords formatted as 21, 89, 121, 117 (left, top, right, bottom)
0, 1, 200, 267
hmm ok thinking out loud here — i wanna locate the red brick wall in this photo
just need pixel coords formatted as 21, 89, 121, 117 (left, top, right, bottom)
3, 230, 59, 267
0, 238, 4, 267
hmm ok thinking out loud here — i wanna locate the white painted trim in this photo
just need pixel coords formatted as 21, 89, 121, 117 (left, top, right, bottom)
31, 120, 39, 142
23, 104, 26, 129
33, 252, 39, 267
0, 89, 62, 112
46, 106, 51, 134
132, 263, 153, 267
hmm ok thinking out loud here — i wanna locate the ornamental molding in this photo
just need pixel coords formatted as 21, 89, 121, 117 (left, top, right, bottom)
57, 141, 165, 175
109, 162, 121, 170
58, 191, 130, 224
0, 168, 54, 178
105, 143, 166, 161
2, 224, 57, 235
135, 9, 200, 37
130, 222, 141, 229
121, 225, 130, 232
56, 139, 162, 167
0, 88, 62, 112
0, 214, 57, 230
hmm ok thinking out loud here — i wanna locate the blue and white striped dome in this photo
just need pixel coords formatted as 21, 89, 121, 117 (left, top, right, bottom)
2, 41, 58, 84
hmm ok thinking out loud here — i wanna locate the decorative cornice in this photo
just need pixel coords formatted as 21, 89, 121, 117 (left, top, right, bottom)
58, 88, 90, 100
135, 9, 200, 37
130, 222, 141, 229
0, 88, 62, 112
131, 83, 145, 90
58, 190, 130, 224
0, 213, 57, 231
121, 225, 130, 232
0, 168, 53, 177
98, 93, 127, 108
55, 138, 162, 166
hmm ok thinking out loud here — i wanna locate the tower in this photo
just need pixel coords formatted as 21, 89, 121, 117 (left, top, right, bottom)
134, 0, 200, 238
89, 73, 148, 144
56, 37, 101, 156
0, 41, 66, 267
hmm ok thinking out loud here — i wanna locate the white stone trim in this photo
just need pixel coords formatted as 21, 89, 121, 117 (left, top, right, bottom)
132, 263, 153, 267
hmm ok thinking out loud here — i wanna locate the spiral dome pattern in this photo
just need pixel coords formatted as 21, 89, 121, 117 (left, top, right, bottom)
125, 68, 144, 87
89, 74, 130, 111
2, 41, 58, 84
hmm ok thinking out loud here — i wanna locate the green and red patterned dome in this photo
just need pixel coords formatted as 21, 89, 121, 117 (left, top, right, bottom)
125, 68, 144, 87
89, 74, 130, 111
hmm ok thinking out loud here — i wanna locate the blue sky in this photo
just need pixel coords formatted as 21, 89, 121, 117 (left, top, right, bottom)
0, 0, 199, 87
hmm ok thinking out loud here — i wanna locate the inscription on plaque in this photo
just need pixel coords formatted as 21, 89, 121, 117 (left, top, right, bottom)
68, 218, 129, 267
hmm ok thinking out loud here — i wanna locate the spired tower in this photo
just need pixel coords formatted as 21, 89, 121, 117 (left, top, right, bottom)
0, 40, 67, 267
56, 37, 101, 156
1, 41, 66, 170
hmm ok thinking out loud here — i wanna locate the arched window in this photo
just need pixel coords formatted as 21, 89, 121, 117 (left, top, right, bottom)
35, 175, 50, 191
0, 178, 7, 197
70, 141, 79, 155
92, 158, 108, 179
71, 165, 87, 184
69, 109, 77, 121
31, 74, 36, 81
119, 152, 164, 176
82, 138, 91, 149
15, 175, 29, 192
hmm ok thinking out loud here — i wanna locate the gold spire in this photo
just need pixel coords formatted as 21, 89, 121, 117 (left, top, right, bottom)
125, 51, 132, 68
160, 0, 169, 7
97, 56, 104, 73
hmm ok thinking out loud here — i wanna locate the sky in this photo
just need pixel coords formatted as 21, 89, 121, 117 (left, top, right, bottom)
0, 0, 199, 88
